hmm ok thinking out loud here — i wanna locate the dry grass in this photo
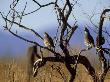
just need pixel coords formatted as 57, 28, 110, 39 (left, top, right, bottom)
0, 56, 110, 82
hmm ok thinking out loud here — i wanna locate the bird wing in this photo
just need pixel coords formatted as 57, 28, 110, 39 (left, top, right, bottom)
89, 34, 95, 47
48, 36, 54, 47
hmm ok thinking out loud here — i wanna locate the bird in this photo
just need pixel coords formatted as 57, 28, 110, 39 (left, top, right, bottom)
43, 32, 60, 58
43, 32, 54, 49
84, 27, 95, 50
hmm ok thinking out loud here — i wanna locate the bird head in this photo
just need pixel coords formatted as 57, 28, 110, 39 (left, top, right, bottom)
44, 32, 49, 37
84, 27, 89, 34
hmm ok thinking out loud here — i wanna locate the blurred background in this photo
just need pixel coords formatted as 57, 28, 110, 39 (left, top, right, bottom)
0, 0, 110, 57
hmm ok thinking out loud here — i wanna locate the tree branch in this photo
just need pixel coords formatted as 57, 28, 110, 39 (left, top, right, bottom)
97, 9, 110, 81
0, 13, 43, 40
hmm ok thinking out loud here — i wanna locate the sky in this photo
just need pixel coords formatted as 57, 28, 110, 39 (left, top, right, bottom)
0, 0, 110, 56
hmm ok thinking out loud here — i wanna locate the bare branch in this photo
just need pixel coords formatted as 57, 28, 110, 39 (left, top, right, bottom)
65, 0, 72, 21
32, 0, 41, 6
66, 25, 78, 44
23, 1, 55, 16
0, 13, 43, 40
19, 2, 27, 25
96, 9, 110, 81
32, 0, 55, 7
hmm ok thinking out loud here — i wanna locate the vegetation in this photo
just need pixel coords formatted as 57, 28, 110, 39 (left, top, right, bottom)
0, 55, 110, 82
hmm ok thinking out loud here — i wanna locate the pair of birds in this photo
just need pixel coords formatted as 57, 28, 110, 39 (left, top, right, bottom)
43, 28, 104, 50
84, 27, 105, 50
84, 28, 95, 50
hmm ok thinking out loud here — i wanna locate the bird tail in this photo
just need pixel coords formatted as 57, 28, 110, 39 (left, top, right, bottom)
53, 47, 56, 56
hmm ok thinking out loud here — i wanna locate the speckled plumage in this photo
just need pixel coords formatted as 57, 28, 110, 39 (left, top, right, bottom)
44, 32, 54, 48
84, 27, 95, 50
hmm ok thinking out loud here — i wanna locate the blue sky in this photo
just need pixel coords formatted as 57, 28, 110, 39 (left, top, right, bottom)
0, 0, 110, 31
0, 0, 110, 56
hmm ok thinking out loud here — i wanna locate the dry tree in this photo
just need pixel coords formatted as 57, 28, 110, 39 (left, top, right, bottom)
0, 0, 110, 82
